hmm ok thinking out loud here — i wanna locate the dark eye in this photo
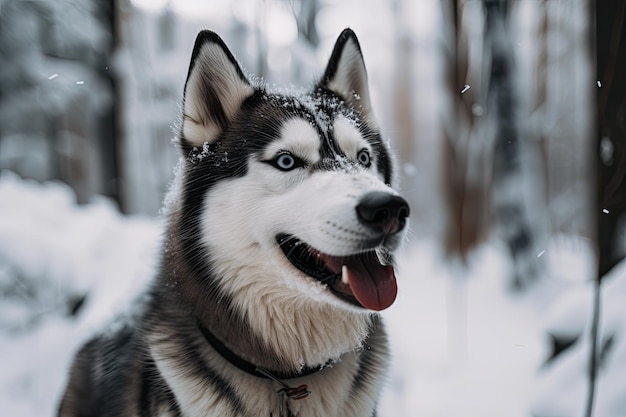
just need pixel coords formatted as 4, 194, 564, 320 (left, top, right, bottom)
357, 149, 371, 167
272, 152, 302, 171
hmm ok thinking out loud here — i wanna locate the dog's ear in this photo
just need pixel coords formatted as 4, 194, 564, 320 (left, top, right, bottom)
320, 29, 377, 128
181, 31, 253, 150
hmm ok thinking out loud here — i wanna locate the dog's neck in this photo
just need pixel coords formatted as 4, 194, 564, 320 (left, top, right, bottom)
158, 231, 373, 374
226, 282, 373, 371
196, 317, 328, 383
193, 277, 373, 373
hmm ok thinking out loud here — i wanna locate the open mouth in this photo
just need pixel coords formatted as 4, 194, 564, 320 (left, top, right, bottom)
276, 234, 397, 311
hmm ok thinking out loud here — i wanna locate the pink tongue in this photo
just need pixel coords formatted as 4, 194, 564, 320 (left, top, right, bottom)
344, 254, 397, 311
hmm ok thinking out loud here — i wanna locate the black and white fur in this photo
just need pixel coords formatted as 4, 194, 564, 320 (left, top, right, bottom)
58, 29, 409, 417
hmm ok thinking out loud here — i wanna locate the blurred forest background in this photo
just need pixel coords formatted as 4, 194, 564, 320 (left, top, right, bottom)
1, 0, 626, 416
2, 0, 622, 267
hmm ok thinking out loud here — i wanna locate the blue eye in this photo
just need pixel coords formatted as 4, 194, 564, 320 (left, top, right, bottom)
357, 149, 371, 167
272, 152, 303, 171
277, 154, 295, 170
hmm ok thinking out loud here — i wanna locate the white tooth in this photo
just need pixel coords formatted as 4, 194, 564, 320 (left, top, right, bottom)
376, 248, 392, 265
341, 265, 349, 285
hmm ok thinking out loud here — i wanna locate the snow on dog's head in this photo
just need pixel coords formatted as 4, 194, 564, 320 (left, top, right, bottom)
169, 29, 410, 364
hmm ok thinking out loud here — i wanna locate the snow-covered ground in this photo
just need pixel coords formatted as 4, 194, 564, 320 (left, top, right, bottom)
0, 171, 624, 417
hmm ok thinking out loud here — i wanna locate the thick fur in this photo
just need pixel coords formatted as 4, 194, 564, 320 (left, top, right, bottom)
58, 29, 408, 417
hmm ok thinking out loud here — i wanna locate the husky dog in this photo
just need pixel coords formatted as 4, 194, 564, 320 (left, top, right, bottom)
58, 28, 409, 417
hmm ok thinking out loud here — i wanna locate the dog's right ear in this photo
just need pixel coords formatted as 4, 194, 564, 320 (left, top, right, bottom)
320, 29, 377, 129
181, 31, 253, 151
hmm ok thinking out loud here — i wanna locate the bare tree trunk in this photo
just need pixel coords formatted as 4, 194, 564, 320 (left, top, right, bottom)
442, 0, 550, 290
596, 0, 626, 278
98, 0, 122, 210
484, 0, 549, 289
293, 0, 319, 48
441, 0, 491, 262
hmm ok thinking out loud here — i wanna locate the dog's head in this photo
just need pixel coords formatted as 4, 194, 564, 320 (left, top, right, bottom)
174, 29, 409, 314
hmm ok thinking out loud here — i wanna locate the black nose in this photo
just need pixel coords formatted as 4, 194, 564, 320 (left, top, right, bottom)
356, 192, 410, 234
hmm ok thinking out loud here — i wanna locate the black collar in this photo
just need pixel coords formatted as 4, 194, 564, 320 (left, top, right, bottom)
196, 319, 327, 381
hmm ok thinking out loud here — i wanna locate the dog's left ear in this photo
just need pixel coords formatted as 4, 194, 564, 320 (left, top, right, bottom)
320, 29, 377, 127
181, 31, 254, 151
